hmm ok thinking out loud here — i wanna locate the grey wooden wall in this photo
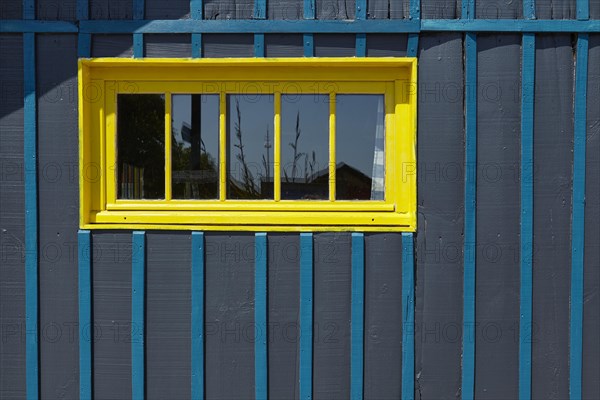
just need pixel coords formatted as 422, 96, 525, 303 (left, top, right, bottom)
1, 0, 599, 399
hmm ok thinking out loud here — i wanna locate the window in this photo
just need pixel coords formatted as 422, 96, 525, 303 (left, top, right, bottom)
78, 58, 417, 231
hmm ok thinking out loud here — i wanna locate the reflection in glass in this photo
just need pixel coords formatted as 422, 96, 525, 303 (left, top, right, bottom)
281, 95, 329, 200
227, 94, 274, 199
117, 94, 165, 199
336, 95, 385, 200
171, 95, 219, 199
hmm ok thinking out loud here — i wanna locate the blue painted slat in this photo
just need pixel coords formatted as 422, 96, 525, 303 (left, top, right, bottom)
255, 233, 268, 400
132, 231, 146, 400
519, 32, 535, 400
0, 20, 79, 33
351, 233, 365, 400
409, 0, 420, 20
356, 0, 366, 20
254, 0, 266, 19
133, 0, 144, 20
133, 33, 144, 58
401, 233, 415, 400
77, 0, 89, 20
23, 0, 34, 19
3, 19, 600, 34
254, 33, 265, 57
192, 34, 202, 57
23, 31, 38, 400
304, 0, 315, 19
577, 0, 590, 20
78, 231, 92, 400
191, 0, 203, 57
419, 19, 599, 32
303, 33, 313, 57
407, 34, 419, 57
355, 33, 366, 57
299, 233, 313, 400
462, 32, 477, 400
523, 0, 535, 19
78, 33, 91, 58
462, 0, 475, 19
570, 33, 588, 400
191, 0, 203, 19
191, 232, 205, 400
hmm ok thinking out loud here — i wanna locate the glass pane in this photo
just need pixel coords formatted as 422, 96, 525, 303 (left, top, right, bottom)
281, 94, 329, 200
117, 94, 165, 199
336, 95, 385, 200
227, 94, 274, 199
171, 94, 219, 199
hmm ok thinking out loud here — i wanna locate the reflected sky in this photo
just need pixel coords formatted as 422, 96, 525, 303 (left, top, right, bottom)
227, 94, 274, 199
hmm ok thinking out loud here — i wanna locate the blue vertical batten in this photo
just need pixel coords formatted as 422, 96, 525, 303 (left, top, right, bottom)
133, 0, 144, 57
407, 35, 419, 56
132, 231, 146, 400
255, 233, 268, 400
351, 233, 365, 400
577, 0, 589, 20
356, 0, 366, 20
519, 32, 535, 400
462, 0, 475, 19
303, 33, 314, 57
570, 33, 588, 400
409, 0, 420, 20
133, 33, 144, 58
304, 0, 315, 19
133, 0, 145, 20
78, 231, 92, 400
524, 0, 535, 19
355, 34, 366, 57
23, 31, 38, 400
78, 33, 92, 58
191, 0, 203, 57
254, 0, 266, 19
299, 233, 313, 400
77, 0, 89, 20
401, 233, 415, 400
191, 232, 205, 400
23, 0, 34, 19
254, 33, 265, 57
462, 32, 477, 400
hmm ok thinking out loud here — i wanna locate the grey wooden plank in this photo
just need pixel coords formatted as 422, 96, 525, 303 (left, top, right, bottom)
92, 232, 132, 400
144, 34, 192, 58
476, 0, 522, 18
267, 234, 301, 400
316, 0, 356, 19
203, 34, 254, 57
204, 0, 253, 19
0, 33, 25, 400
146, 0, 190, 19
313, 233, 351, 400
92, 34, 133, 57
366, 34, 408, 57
536, 0, 576, 19
368, 0, 407, 19
90, 0, 133, 19
364, 233, 403, 400
36, 33, 80, 400
414, 33, 464, 400
146, 233, 192, 400
314, 34, 355, 57
474, 34, 521, 400
265, 34, 304, 57
37, 0, 77, 21
532, 34, 574, 400
268, 0, 303, 19
421, 0, 459, 19
204, 233, 255, 400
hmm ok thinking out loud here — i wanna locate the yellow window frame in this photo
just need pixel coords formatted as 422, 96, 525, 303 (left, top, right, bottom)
78, 57, 417, 232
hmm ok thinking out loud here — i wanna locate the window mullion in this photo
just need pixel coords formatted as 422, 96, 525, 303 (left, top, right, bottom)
219, 92, 226, 201
165, 92, 172, 201
329, 92, 336, 202
274, 92, 281, 202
